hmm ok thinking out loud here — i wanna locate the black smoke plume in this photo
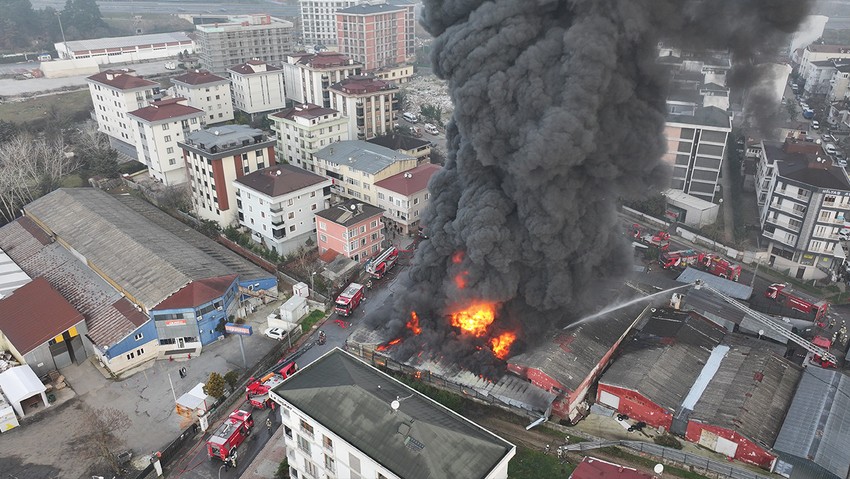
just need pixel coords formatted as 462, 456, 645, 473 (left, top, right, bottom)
370, 0, 811, 375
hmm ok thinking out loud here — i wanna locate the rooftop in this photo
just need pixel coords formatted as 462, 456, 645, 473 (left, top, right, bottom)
182, 125, 268, 154
0, 246, 31, 299
87, 69, 158, 91
366, 133, 432, 152
667, 106, 732, 130
764, 140, 850, 191
271, 348, 515, 479
195, 14, 293, 32
337, 2, 406, 14
154, 274, 238, 310
271, 103, 340, 121
807, 44, 850, 54
571, 457, 654, 479
234, 164, 329, 198
330, 75, 397, 96
292, 51, 360, 69
316, 140, 415, 175
128, 97, 203, 123
228, 60, 282, 75
375, 163, 441, 196
65, 31, 191, 52
316, 199, 384, 227
0, 277, 84, 355
171, 70, 228, 86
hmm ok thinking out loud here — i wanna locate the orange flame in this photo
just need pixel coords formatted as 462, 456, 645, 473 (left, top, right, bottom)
454, 272, 468, 289
490, 332, 516, 359
376, 338, 402, 351
407, 311, 422, 335
452, 251, 464, 264
450, 303, 496, 337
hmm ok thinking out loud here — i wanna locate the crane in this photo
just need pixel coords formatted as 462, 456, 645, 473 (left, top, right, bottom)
689, 280, 837, 367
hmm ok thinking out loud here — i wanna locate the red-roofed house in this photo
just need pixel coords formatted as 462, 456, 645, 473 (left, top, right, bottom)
87, 69, 160, 148
0, 277, 90, 377
329, 75, 398, 140
569, 457, 654, 479
171, 70, 235, 125
128, 97, 204, 185
374, 163, 441, 235
229, 60, 286, 116
150, 275, 240, 357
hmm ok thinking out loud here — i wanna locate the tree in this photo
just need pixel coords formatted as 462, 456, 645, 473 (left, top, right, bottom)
224, 370, 240, 391
74, 123, 119, 178
275, 459, 291, 479
79, 406, 132, 475
419, 103, 443, 126
204, 372, 226, 399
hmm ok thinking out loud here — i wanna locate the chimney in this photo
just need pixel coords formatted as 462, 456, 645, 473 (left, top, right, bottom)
356, 203, 363, 214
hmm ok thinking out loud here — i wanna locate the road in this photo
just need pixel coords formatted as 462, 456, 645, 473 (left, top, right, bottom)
398, 117, 447, 157
28, 0, 299, 17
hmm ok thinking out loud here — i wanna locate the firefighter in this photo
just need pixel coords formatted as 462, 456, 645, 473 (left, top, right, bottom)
266, 417, 272, 433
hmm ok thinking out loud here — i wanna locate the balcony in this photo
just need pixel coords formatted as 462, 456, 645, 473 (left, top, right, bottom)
774, 188, 810, 202
764, 216, 802, 233
768, 202, 806, 218
272, 218, 285, 227
270, 204, 283, 213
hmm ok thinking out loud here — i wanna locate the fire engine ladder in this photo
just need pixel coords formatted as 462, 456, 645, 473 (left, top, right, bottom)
693, 280, 837, 365
369, 247, 395, 268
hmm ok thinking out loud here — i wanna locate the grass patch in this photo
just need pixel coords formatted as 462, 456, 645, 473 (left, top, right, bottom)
537, 425, 587, 444
60, 174, 85, 188
300, 309, 325, 332
597, 447, 709, 479
508, 446, 573, 479
0, 90, 91, 125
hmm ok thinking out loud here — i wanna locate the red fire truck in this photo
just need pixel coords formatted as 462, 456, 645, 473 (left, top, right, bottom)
630, 224, 671, 250
765, 283, 829, 322
697, 253, 742, 281
206, 409, 254, 461
245, 362, 297, 409
811, 336, 837, 368
335, 283, 365, 317
659, 249, 700, 270
366, 246, 399, 279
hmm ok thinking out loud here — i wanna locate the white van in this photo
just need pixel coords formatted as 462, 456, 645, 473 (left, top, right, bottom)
826, 143, 837, 155
402, 112, 418, 123
424, 123, 439, 135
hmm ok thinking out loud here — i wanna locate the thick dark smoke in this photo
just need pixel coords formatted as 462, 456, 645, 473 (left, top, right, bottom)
370, 0, 811, 375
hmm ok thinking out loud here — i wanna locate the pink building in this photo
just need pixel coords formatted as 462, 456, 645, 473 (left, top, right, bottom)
336, 3, 412, 71
315, 199, 385, 263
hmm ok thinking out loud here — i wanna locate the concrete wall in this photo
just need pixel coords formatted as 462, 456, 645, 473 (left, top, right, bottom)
40, 58, 99, 78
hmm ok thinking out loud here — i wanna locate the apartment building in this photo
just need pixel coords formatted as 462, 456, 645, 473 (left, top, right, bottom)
178, 125, 275, 227
281, 52, 363, 106
315, 199, 384, 261
233, 164, 332, 255
329, 75, 398, 140
128, 98, 204, 185
87, 69, 160, 149
171, 70, 235, 125
336, 2, 412, 71
228, 60, 287, 115
270, 348, 516, 479
758, 138, 850, 280
269, 103, 349, 172
374, 163, 441, 235
299, 0, 363, 50
195, 14, 295, 74
315, 140, 417, 205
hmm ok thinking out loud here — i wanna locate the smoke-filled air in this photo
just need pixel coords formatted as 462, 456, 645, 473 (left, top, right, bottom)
369, 0, 811, 375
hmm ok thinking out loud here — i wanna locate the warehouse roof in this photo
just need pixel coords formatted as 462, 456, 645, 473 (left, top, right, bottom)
316, 140, 415, 175
675, 267, 753, 300
155, 274, 238, 310
0, 246, 30, 299
65, 32, 191, 53
0, 278, 84, 355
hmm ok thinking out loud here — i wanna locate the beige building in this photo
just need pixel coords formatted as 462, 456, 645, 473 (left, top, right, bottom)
229, 60, 287, 116
329, 75, 398, 140
269, 103, 349, 172
374, 163, 441, 235
128, 98, 204, 185
315, 140, 417, 205
195, 14, 295, 74
171, 70, 235, 125
281, 52, 363, 107
87, 69, 160, 148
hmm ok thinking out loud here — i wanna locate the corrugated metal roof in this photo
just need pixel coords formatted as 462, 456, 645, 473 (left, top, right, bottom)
316, 140, 415, 175
0, 248, 31, 299
65, 32, 192, 52
0, 278, 85, 355
676, 267, 753, 300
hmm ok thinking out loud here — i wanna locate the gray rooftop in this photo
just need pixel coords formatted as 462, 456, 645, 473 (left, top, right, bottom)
667, 106, 732, 130
23, 189, 271, 311
272, 348, 515, 479
774, 368, 850, 479
337, 2, 406, 14
63, 32, 191, 52
316, 140, 415, 175
184, 125, 266, 152
675, 267, 753, 300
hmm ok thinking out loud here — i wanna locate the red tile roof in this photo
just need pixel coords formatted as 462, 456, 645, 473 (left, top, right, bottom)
235, 164, 329, 197
129, 97, 203, 123
571, 457, 655, 479
0, 277, 84, 355
374, 163, 441, 196
87, 69, 158, 90
297, 52, 357, 69
330, 75, 395, 95
172, 70, 228, 86
154, 274, 238, 310
271, 103, 340, 121
228, 61, 282, 75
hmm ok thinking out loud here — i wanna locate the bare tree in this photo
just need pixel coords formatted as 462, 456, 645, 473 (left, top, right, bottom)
79, 406, 132, 475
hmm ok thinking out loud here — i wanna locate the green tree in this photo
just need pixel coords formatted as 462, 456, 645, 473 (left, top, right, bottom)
223, 370, 239, 391
204, 372, 226, 399
419, 103, 443, 126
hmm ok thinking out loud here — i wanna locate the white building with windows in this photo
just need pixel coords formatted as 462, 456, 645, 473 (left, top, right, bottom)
270, 348, 516, 479
179, 125, 275, 227
329, 75, 398, 140
269, 103, 349, 172
87, 69, 160, 150
315, 140, 417, 205
171, 70, 235, 125
128, 98, 204, 185
281, 52, 363, 107
228, 60, 287, 116
195, 14, 295, 74
233, 164, 332, 255
374, 163, 441, 235
299, 0, 364, 50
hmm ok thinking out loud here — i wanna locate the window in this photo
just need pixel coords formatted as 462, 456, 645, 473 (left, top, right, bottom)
137, 348, 145, 355
162, 123, 170, 131
378, 474, 388, 479
320, 234, 327, 242
284, 425, 293, 439
297, 435, 311, 454
166, 147, 174, 154
370, 220, 378, 228
304, 460, 318, 477
134, 333, 144, 341
359, 226, 366, 234
324, 454, 335, 473
164, 135, 172, 142
323, 435, 333, 451
126, 352, 135, 360
413, 197, 419, 205
290, 225, 296, 232
289, 212, 295, 219
300, 419, 314, 437
319, 222, 326, 231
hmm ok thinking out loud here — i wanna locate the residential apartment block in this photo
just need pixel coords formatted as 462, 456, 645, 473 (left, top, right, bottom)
281, 52, 363, 107
171, 70, 235, 125
269, 103, 349, 172
374, 163, 441, 235
663, 106, 732, 202
315, 140, 417, 205
128, 98, 204, 185
179, 125, 275, 227
270, 348, 516, 479
87, 69, 160, 149
233, 165, 332, 255
229, 60, 287, 115
195, 14, 295, 74
299, 0, 363, 50
329, 75, 398, 140
336, 2, 412, 71
315, 199, 384, 262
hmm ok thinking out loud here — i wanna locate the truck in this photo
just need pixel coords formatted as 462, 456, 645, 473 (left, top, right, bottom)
802, 108, 815, 119
206, 409, 254, 461
697, 253, 742, 281
335, 282, 365, 317
366, 246, 399, 279
245, 362, 297, 409
765, 283, 829, 322
659, 249, 700, 270
629, 224, 671, 250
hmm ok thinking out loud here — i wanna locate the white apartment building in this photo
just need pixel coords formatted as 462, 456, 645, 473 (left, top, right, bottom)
315, 140, 417, 204
663, 106, 732, 202
758, 138, 850, 280
233, 164, 332, 255
270, 348, 516, 479
228, 60, 287, 116
281, 52, 363, 107
178, 125, 275, 227
374, 163, 441, 235
329, 75, 398, 140
797, 43, 850, 75
195, 14, 295, 74
269, 103, 349, 172
128, 98, 204, 185
87, 69, 160, 148
299, 0, 363, 50
171, 70, 235, 125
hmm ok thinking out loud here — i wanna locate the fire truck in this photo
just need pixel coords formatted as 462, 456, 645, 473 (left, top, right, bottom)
697, 253, 742, 282
659, 249, 700, 270
630, 224, 671, 250
335, 282, 365, 317
206, 409, 254, 461
245, 362, 297, 409
765, 283, 829, 322
366, 246, 399, 279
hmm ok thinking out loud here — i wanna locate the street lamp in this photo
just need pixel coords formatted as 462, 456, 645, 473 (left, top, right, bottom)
55, 11, 69, 59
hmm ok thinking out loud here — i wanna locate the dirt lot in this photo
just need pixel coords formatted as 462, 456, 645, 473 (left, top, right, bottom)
0, 90, 91, 125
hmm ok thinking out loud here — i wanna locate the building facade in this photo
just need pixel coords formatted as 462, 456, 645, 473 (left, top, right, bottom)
233, 164, 332, 255
663, 106, 732, 202
195, 15, 295, 74
281, 52, 363, 107
179, 125, 275, 227
269, 103, 349, 172
328, 75, 398, 140
87, 69, 160, 148
315, 140, 417, 205
299, 0, 363, 50
315, 199, 384, 262
56, 32, 193, 64
229, 60, 287, 115
336, 2, 411, 71
374, 163, 440, 235
128, 98, 205, 185
171, 70, 235, 125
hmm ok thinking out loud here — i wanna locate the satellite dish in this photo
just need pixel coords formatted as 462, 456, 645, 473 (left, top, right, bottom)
654, 464, 664, 474
350, 204, 357, 210
391, 400, 400, 411
758, 329, 765, 338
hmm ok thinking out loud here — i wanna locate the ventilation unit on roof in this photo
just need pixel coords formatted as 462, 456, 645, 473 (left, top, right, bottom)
403, 172, 412, 178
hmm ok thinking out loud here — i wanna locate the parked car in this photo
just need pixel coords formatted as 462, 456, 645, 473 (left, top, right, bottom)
812, 120, 820, 129
822, 134, 834, 142
264, 327, 287, 340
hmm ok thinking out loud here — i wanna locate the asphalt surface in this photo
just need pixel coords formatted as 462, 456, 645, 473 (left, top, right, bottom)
28, 0, 299, 17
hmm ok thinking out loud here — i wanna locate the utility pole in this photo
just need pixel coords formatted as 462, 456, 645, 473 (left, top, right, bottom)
56, 11, 69, 59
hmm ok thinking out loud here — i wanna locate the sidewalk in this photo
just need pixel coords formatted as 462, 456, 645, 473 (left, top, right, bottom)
239, 433, 287, 479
